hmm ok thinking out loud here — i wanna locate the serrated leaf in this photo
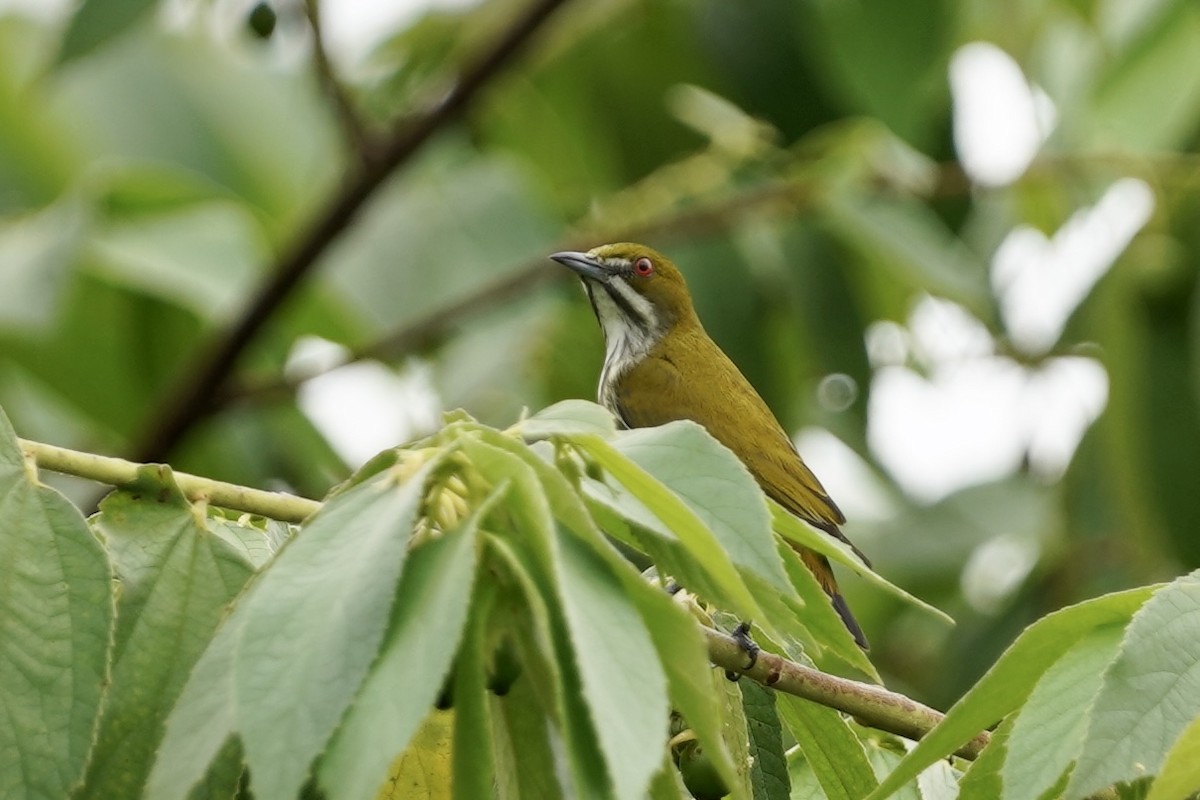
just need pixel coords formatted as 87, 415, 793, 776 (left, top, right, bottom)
612, 422, 792, 595
771, 501, 952, 625
452, 579, 496, 800
777, 694, 877, 800
205, 516, 279, 569
148, 467, 435, 800
1003, 625, 1126, 800
80, 478, 255, 800
1146, 712, 1200, 800
0, 408, 113, 800
556, 531, 669, 800
319, 486, 495, 800
144, 607, 241, 800
513, 399, 618, 440
573, 433, 762, 623
235, 471, 432, 800
958, 715, 1014, 800
491, 672, 565, 800
1067, 571, 1200, 799
626, 578, 741, 799
779, 541, 878, 679
867, 586, 1156, 800
741, 681, 790, 800
374, 710, 454, 800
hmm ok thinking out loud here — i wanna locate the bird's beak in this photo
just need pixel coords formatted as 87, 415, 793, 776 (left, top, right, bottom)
549, 251, 610, 282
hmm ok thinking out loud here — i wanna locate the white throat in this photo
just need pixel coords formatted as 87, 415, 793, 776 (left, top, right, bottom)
584, 277, 666, 416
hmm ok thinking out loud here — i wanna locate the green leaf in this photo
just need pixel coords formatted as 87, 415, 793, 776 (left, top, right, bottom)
148, 466, 435, 800
144, 601, 240, 800
58, 0, 156, 64
612, 422, 792, 595
958, 716, 1014, 800
779, 541, 878, 679
0, 407, 114, 800
867, 586, 1156, 800
573, 432, 762, 622
1146, 713, 1200, 800
80, 472, 255, 800
742, 681, 791, 800
235, 470, 432, 800
0, 193, 88, 330
318, 486, 494, 800
204, 515, 285, 570
513, 399, 618, 440
771, 501, 952, 625
1088, 1, 1200, 150
1067, 571, 1200, 798
821, 191, 989, 318
623, 576, 741, 797
452, 580, 497, 800
1003, 624, 1127, 800
777, 694, 877, 800
556, 531, 670, 800
491, 673, 565, 800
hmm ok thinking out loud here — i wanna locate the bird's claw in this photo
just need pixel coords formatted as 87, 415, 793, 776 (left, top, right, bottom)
724, 621, 760, 681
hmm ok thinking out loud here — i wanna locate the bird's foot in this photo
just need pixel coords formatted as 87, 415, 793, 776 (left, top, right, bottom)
724, 621, 759, 681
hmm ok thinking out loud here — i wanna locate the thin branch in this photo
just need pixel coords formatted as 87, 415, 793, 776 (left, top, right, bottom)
303, 0, 373, 162
704, 626, 991, 761
21, 438, 321, 522
128, 0, 571, 465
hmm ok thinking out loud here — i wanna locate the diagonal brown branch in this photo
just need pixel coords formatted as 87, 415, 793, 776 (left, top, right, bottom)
129, 0, 572, 465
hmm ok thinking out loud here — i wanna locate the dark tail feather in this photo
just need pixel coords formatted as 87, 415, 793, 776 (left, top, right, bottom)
831, 592, 869, 650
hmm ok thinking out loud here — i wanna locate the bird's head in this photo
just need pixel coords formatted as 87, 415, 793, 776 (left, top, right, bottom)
549, 243, 698, 343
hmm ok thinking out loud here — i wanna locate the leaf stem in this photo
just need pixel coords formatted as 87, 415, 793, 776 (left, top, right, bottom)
19, 438, 321, 523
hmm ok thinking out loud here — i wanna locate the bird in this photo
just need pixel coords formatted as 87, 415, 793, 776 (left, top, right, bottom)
551, 242, 869, 649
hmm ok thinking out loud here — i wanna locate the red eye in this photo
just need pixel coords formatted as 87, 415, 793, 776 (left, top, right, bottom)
634, 257, 654, 276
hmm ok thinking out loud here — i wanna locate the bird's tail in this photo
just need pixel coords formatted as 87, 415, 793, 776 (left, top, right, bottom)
796, 545, 869, 650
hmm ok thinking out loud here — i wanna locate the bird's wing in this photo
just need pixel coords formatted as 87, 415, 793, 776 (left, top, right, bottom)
616, 339, 846, 532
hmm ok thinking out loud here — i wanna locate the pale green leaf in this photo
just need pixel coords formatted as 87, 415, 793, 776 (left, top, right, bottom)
612, 422, 792, 595
574, 433, 762, 622
771, 501, 951, 625
958, 715, 1014, 800
234, 470, 433, 800
513, 399, 618, 440
0, 408, 113, 800
556, 531, 669, 800
1068, 571, 1200, 798
318, 487, 494, 800
777, 694, 877, 800
1003, 625, 1126, 800
742, 681, 791, 800
144, 608, 241, 800
867, 586, 1156, 800
1146, 713, 1200, 800
80, 474, 255, 800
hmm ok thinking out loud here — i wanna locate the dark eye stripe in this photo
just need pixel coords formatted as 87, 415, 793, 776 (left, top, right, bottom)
602, 280, 651, 331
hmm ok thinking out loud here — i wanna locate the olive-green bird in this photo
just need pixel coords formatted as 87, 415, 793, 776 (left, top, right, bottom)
551, 242, 869, 648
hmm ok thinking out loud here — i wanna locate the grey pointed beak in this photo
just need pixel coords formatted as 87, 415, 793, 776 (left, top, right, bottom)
549, 251, 610, 282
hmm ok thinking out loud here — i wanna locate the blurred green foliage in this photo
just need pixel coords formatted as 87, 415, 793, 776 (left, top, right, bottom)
2, 0, 1199, 719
